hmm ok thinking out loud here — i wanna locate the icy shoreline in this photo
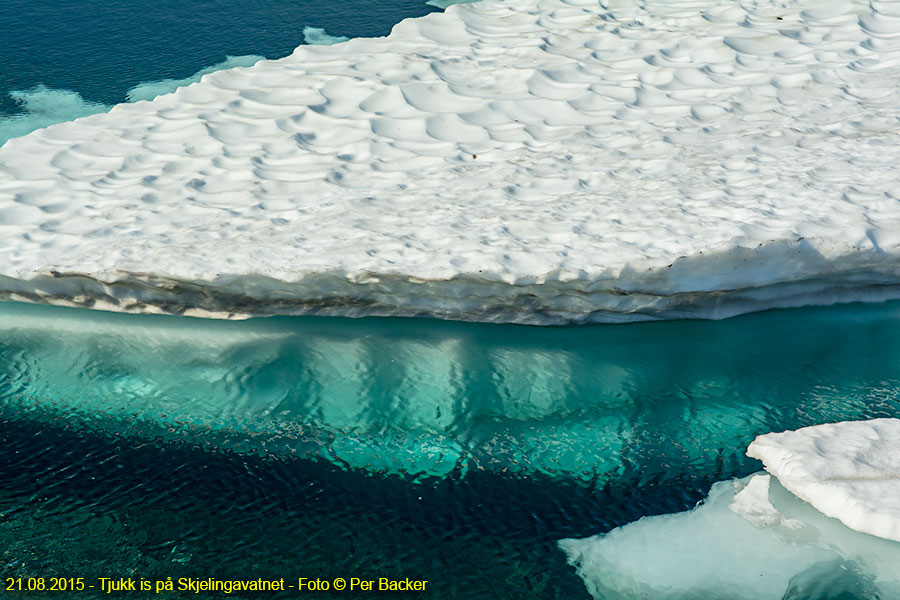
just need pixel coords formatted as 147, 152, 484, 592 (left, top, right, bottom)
4, 0, 900, 322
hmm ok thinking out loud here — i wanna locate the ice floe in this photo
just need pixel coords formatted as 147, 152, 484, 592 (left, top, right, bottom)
748, 418, 900, 543
562, 419, 900, 599
561, 472, 900, 599
4, 0, 900, 322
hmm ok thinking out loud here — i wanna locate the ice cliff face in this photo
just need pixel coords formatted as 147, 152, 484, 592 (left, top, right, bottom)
3, 0, 900, 322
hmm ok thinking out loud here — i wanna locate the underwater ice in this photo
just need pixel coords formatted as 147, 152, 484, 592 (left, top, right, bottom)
0, 301, 633, 481
301, 26, 350, 46
424, 0, 479, 9
5, 0, 900, 322
0, 86, 109, 146
6, 300, 900, 483
0, 56, 264, 147
561, 419, 900, 599
561, 473, 900, 599
124, 55, 265, 103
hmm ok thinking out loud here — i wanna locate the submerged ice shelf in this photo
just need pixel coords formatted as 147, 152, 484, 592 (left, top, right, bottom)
562, 473, 900, 600
5, 299, 900, 483
561, 419, 900, 599
0, 25, 350, 149
4, 0, 900, 322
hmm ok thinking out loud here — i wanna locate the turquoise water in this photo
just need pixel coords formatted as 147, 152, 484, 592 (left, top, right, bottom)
4, 1, 900, 596
3, 300, 900, 598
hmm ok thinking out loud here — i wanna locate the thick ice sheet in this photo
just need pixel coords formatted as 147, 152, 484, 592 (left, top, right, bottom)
4, 0, 900, 321
560, 473, 900, 599
748, 418, 900, 543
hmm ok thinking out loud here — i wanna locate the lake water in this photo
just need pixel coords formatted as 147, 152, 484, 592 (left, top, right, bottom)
3, 299, 900, 598
3, 1, 899, 597
0, 0, 439, 144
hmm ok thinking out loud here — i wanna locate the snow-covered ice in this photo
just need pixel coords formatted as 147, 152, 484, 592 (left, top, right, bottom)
748, 418, 900, 543
4, 0, 900, 321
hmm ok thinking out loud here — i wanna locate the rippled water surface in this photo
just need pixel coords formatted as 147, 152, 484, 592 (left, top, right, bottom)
3, 300, 900, 598
6, 1, 898, 597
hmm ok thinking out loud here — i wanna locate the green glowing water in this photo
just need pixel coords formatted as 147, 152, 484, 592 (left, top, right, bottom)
3, 300, 900, 599
3, 300, 900, 485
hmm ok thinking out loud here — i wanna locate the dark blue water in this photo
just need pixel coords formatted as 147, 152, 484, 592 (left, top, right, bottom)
0, 0, 440, 144
0, 0, 437, 110
3, 300, 900, 598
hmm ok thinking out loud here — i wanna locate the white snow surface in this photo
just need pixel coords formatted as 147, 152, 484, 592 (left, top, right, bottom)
748, 418, 900, 543
4, 0, 900, 321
